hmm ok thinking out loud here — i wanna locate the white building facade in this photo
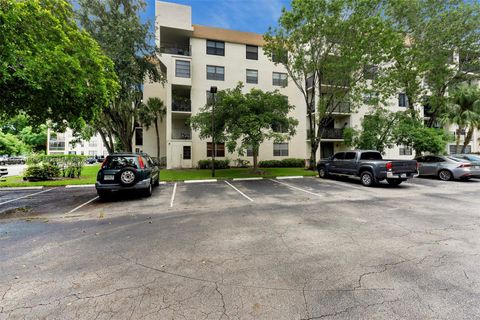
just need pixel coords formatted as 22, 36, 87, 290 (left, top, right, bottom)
140, 1, 479, 169
47, 128, 108, 157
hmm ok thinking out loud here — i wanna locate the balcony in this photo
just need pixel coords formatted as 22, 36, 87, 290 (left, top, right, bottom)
172, 98, 191, 112
321, 128, 344, 140
49, 141, 65, 151
160, 43, 191, 56
328, 102, 351, 114
172, 130, 191, 140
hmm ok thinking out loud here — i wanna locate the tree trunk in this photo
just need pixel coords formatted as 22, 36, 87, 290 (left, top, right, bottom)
462, 126, 474, 153
307, 108, 317, 170
155, 118, 160, 159
455, 127, 463, 154
253, 152, 258, 170
97, 128, 114, 154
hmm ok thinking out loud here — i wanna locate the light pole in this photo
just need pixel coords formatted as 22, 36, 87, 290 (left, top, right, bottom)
210, 86, 217, 177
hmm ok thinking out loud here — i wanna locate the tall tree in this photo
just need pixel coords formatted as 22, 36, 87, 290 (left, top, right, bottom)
382, 0, 480, 120
190, 84, 298, 171
77, 0, 164, 152
138, 97, 166, 159
440, 84, 480, 153
0, 0, 118, 128
264, 0, 396, 169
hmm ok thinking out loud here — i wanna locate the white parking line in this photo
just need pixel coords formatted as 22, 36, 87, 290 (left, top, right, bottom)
270, 179, 323, 198
170, 183, 177, 207
225, 181, 254, 202
0, 188, 55, 206
0, 187, 43, 191
66, 196, 99, 214
65, 184, 95, 188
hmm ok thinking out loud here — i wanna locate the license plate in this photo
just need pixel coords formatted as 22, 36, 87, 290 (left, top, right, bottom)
104, 175, 114, 181
401, 174, 407, 178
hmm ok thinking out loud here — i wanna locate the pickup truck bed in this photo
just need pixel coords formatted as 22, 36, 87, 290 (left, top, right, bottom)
317, 150, 418, 187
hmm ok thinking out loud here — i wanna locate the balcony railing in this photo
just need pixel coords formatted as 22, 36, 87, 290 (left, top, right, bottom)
328, 102, 351, 114
172, 130, 191, 140
172, 98, 191, 112
160, 43, 191, 56
49, 141, 65, 150
321, 128, 344, 140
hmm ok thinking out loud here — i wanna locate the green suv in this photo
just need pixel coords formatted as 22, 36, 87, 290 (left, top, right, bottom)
95, 153, 160, 199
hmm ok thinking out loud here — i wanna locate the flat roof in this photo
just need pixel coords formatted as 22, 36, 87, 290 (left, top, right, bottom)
192, 24, 265, 47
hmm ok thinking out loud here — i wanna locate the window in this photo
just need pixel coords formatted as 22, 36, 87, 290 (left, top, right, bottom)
449, 145, 471, 154
175, 60, 190, 78
246, 45, 258, 60
206, 40, 225, 56
332, 152, 345, 160
272, 72, 287, 87
135, 128, 143, 146
364, 65, 378, 80
183, 146, 191, 160
207, 142, 225, 157
88, 140, 97, 147
363, 92, 378, 105
399, 146, 412, 156
246, 69, 258, 84
246, 147, 253, 157
206, 90, 215, 105
104, 156, 139, 170
88, 151, 96, 156
398, 93, 408, 107
344, 152, 356, 160
273, 143, 288, 156
207, 65, 225, 81
272, 50, 287, 63
359, 152, 382, 160
272, 121, 288, 133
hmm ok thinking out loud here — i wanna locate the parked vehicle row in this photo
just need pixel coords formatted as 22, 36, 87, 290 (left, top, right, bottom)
0, 156, 26, 165
0, 166, 8, 178
317, 150, 480, 187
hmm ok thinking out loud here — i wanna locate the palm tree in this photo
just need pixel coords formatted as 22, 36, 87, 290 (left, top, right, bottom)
138, 97, 166, 159
441, 84, 480, 153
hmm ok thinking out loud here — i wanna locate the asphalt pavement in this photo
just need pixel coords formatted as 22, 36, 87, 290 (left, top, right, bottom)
1, 176, 480, 319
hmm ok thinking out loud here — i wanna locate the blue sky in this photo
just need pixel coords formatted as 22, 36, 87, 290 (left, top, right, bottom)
142, 0, 290, 34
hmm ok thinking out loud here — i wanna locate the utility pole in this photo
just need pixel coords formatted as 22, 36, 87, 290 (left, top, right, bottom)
210, 86, 217, 177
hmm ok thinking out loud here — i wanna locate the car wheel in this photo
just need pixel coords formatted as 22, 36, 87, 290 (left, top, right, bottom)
360, 171, 375, 187
387, 179, 402, 186
118, 168, 137, 187
438, 169, 453, 181
318, 166, 329, 179
143, 181, 153, 197
154, 175, 160, 187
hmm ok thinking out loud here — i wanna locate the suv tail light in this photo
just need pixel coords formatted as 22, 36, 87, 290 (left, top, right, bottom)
386, 162, 393, 171
138, 156, 145, 169
459, 163, 471, 168
101, 157, 108, 169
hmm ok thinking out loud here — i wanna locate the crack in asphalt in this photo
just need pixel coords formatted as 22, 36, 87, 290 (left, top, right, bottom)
301, 298, 401, 319
354, 259, 412, 290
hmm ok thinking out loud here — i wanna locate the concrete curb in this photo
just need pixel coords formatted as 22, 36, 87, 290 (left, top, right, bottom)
232, 177, 264, 181
65, 184, 95, 188
0, 186, 44, 191
276, 176, 304, 180
184, 179, 218, 184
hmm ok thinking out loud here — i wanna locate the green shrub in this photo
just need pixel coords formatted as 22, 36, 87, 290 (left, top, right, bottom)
197, 159, 231, 169
24, 163, 61, 181
26, 154, 86, 178
234, 159, 250, 168
258, 158, 305, 168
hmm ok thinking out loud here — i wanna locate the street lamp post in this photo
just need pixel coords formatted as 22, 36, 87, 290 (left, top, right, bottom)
210, 86, 217, 178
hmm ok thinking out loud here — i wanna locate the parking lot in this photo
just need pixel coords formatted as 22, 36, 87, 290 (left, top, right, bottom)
1, 176, 480, 319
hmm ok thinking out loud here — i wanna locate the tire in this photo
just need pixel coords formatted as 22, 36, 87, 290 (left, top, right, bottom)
387, 179, 403, 186
438, 169, 453, 181
143, 181, 153, 197
153, 175, 160, 187
318, 166, 329, 179
97, 190, 109, 200
360, 171, 376, 187
118, 168, 138, 187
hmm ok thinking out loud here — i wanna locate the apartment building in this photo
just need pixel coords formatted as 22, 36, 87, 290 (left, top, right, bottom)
140, 1, 478, 169
46, 128, 108, 157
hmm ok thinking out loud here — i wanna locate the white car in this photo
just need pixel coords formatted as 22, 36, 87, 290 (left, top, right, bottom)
0, 166, 8, 178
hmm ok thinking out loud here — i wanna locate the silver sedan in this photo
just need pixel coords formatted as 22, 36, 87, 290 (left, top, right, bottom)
415, 155, 480, 181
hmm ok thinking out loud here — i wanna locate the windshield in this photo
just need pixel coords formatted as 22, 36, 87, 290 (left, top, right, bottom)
360, 152, 382, 160
103, 156, 139, 169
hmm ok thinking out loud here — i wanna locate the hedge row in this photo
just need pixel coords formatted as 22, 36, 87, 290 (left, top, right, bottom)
258, 158, 305, 168
26, 154, 86, 179
197, 159, 231, 169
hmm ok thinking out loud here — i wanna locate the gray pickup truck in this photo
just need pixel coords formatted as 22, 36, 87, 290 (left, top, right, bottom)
317, 150, 418, 186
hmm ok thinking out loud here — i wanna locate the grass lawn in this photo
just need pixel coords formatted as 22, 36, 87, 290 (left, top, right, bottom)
0, 166, 317, 187
159, 167, 317, 181
0, 164, 101, 188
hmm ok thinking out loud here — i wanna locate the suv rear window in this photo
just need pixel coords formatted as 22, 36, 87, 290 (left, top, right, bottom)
359, 152, 382, 160
103, 156, 139, 169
